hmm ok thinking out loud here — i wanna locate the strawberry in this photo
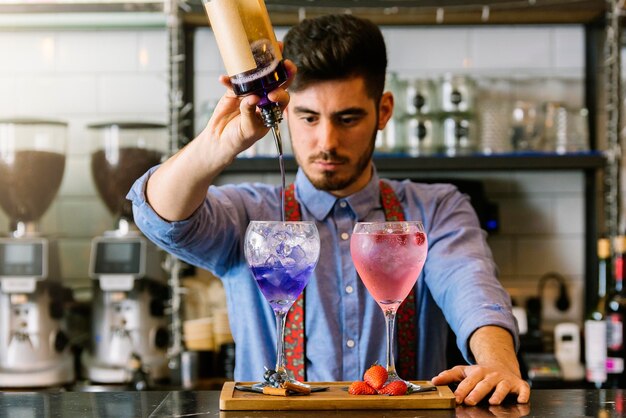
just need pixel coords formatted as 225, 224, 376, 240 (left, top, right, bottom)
374, 234, 391, 244
348, 381, 377, 395
415, 232, 426, 246
397, 234, 408, 246
363, 364, 388, 390
378, 380, 408, 396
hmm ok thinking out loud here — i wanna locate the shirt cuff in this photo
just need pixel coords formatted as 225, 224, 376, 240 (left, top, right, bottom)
456, 303, 520, 364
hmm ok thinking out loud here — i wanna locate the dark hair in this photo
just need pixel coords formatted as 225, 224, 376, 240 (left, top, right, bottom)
283, 14, 387, 102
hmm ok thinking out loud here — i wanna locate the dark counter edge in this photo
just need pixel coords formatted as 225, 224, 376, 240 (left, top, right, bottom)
0, 388, 624, 418
224, 152, 606, 174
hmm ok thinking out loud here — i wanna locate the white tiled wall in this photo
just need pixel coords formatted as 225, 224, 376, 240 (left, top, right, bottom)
0, 28, 168, 288
0, 22, 590, 327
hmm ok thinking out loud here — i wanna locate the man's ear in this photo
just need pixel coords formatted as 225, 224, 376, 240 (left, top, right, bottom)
377, 91, 394, 130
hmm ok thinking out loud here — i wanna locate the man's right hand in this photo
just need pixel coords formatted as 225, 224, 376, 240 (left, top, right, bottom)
145, 58, 296, 222
207, 58, 296, 162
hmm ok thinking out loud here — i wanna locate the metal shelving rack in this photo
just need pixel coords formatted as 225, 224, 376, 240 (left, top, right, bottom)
164, 0, 194, 385
604, 0, 622, 252
226, 154, 606, 173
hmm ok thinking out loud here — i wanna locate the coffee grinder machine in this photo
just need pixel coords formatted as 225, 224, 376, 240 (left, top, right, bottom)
0, 118, 74, 387
81, 122, 170, 386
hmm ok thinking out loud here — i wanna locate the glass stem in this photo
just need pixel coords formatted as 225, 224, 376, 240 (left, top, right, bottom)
385, 309, 398, 379
274, 310, 288, 374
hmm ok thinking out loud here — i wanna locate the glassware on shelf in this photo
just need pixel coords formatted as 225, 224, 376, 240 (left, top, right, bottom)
478, 97, 513, 155
474, 77, 514, 155
510, 100, 541, 152
541, 102, 589, 154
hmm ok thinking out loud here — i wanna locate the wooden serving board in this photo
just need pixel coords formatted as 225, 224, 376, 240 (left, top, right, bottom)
219, 381, 455, 410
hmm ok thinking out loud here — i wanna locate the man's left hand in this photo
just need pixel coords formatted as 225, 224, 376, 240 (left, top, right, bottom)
431, 363, 530, 406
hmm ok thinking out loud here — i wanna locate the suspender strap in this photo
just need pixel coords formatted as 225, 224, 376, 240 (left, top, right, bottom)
283, 181, 418, 380
284, 184, 306, 380
379, 181, 417, 380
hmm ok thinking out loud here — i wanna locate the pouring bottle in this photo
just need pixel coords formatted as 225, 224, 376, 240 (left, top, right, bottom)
204, 0, 288, 137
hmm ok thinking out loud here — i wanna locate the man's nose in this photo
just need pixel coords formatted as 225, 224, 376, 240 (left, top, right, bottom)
317, 120, 340, 152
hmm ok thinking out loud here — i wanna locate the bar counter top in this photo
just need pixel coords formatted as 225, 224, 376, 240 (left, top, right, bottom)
0, 388, 624, 417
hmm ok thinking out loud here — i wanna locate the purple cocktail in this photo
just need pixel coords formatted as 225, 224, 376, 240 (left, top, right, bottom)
251, 265, 316, 314
244, 221, 320, 386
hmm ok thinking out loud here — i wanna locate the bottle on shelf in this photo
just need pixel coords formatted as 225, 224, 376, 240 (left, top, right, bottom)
606, 235, 626, 388
584, 237, 610, 388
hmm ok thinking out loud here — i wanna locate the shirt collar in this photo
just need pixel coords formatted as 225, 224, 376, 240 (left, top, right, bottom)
294, 166, 382, 222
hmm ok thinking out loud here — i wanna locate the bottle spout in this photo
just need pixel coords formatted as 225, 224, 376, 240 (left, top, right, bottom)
259, 101, 283, 128
259, 102, 284, 155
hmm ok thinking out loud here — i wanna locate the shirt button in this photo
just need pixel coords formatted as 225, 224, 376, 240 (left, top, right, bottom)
346, 339, 355, 348
341, 232, 349, 240
339, 201, 347, 208
345, 285, 354, 294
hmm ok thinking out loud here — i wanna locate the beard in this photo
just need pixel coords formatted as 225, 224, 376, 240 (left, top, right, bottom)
293, 129, 377, 192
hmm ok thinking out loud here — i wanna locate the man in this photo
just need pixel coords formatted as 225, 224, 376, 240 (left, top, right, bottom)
128, 14, 530, 405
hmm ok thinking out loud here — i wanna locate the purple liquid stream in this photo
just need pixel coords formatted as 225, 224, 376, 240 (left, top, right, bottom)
278, 148, 286, 222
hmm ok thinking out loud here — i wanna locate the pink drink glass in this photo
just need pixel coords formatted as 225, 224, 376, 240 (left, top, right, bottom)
350, 221, 428, 386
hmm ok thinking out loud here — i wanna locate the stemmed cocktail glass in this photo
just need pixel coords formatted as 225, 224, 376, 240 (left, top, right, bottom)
244, 221, 320, 388
350, 221, 428, 388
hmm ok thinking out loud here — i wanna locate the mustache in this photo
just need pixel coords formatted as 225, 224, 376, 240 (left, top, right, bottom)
308, 151, 349, 164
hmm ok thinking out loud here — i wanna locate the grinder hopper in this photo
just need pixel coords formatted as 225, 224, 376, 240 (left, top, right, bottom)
89, 122, 167, 229
0, 118, 66, 236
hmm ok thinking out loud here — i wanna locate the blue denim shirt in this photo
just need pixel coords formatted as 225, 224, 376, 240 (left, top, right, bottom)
128, 166, 518, 382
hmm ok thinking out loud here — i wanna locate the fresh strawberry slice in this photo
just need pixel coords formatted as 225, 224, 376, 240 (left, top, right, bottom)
348, 381, 377, 395
397, 234, 408, 246
378, 380, 408, 396
363, 364, 388, 390
374, 234, 392, 244
414, 232, 426, 246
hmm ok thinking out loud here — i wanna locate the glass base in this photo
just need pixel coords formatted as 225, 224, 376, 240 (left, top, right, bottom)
405, 381, 422, 392
255, 368, 310, 390
386, 372, 436, 394
251, 380, 311, 390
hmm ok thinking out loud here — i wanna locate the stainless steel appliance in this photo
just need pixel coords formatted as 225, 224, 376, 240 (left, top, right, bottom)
442, 114, 476, 156
0, 118, 74, 388
406, 114, 440, 156
406, 78, 438, 115
439, 74, 475, 113
81, 122, 170, 386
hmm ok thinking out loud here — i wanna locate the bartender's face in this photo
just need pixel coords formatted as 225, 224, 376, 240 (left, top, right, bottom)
285, 76, 393, 197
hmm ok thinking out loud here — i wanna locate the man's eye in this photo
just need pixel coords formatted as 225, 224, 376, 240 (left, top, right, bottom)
340, 116, 360, 125
303, 116, 317, 123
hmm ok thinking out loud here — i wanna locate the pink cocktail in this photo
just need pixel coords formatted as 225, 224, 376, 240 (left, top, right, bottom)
350, 221, 428, 386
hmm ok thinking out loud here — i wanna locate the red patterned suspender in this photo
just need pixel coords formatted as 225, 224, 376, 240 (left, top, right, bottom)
282, 181, 418, 381
283, 184, 306, 380
378, 181, 418, 380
